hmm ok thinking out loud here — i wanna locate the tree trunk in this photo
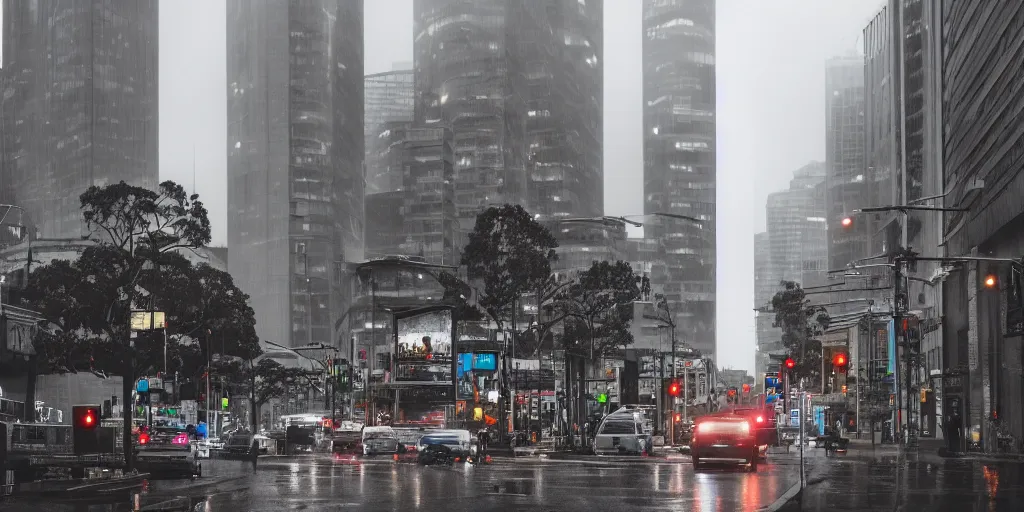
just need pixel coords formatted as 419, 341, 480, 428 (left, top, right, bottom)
250, 365, 258, 432
24, 357, 37, 422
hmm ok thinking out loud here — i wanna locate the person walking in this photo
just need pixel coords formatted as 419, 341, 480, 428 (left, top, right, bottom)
250, 437, 260, 471
477, 428, 490, 460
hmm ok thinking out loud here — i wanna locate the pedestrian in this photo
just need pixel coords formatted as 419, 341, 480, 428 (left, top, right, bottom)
250, 437, 259, 471
477, 428, 490, 460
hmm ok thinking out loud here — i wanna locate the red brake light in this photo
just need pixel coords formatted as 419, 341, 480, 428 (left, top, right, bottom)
172, 433, 189, 445
84, 413, 94, 426
756, 416, 764, 423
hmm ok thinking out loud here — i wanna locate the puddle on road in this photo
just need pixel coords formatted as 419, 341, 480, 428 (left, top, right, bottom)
492, 478, 538, 496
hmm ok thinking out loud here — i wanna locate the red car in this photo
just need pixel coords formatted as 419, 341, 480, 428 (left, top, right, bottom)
690, 415, 759, 472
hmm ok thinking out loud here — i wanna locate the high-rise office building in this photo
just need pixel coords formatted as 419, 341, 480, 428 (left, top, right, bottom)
414, 0, 529, 236
1, 0, 159, 238
364, 122, 456, 265
226, 0, 364, 348
766, 162, 828, 289
824, 55, 867, 273
364, 67, 414, 195
523, 0, 604, 220
642, 0, 717, 359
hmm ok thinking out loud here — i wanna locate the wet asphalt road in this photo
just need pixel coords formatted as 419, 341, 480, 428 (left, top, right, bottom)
6, 454, 802, 512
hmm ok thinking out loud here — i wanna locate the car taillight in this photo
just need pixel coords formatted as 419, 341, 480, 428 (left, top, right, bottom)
172, 434, 189, 445
740, 422, 750, 434
139, 433, 150, 445
756, 416, 764, 423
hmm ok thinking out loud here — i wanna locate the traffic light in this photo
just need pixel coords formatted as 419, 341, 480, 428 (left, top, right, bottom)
72, 405, 101, 455
667, 379, 681, 397
336, 359, 350, 392
840, 216, 854, 228
727, 387, 737, 404
784, 357, 796, 370
832, 352, 848, 373
742, 383, 751, 394
983, 274, 997, 288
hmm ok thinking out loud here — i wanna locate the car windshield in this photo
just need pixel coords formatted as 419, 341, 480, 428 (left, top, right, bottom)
600, 421, 636, 435
365, 432, 396, 440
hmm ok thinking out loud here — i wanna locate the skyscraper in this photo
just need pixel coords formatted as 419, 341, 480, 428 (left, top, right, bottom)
642, 0, 717, 359
364, 67, 414, 195
414, 0, 529, 236
523, 0, 604, 220
226, 0, 364, 348
824, 55, 867, 272
1, 0, 159, 238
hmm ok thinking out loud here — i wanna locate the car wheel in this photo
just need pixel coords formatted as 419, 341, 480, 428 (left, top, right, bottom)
692, 457, 700, 471
748, 452, 758, 472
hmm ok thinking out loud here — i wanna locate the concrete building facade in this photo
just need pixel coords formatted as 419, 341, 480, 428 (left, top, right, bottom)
940, 0, 1024, 452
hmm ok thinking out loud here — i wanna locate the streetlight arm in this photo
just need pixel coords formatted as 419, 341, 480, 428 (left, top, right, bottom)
857, 205, 968, 213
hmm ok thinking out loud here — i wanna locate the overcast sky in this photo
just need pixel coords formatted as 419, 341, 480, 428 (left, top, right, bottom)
152, 0, 883, 374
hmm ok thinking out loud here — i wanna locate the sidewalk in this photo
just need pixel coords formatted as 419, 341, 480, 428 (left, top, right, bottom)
773, 439, 1024, 511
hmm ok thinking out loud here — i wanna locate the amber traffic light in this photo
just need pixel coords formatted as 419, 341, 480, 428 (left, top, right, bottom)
984, 275, 997, 288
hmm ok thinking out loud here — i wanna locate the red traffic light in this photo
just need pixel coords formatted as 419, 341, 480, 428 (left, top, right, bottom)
667, 380, 681, 397
984, 275, 997, 288
742, 383, 751, 393
727, 388, 737, 397
139, 433, 150, 445
73, 405, 100, 430
832, 353, 847, 368
784, 358, 796, 369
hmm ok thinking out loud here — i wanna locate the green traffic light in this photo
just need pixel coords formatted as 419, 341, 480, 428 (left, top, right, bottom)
597, 393, 607, 403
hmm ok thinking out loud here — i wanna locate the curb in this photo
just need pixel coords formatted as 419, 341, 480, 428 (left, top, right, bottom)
758, 480, 801, 512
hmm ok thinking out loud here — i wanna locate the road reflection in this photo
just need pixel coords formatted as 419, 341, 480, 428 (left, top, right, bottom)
6, 458, 800, 512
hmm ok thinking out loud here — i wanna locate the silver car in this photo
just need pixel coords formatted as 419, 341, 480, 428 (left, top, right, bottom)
362, 426, 400, 456
593, 418, 647, 455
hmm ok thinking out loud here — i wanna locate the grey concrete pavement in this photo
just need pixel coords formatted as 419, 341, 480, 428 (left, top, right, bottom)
778, 445, 1024, 511
6, 452, 804, 511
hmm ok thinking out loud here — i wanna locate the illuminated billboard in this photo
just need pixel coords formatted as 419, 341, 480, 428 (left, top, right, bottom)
394, 308, 453, 383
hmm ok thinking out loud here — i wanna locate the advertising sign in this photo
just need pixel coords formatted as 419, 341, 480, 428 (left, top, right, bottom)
394, 309, 453, 383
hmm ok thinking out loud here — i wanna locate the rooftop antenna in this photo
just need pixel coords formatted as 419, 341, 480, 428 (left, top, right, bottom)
192, 144, 196, 195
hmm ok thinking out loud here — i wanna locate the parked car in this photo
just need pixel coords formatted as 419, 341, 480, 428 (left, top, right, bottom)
592, 417, 647, 456
362, 426, 400, 456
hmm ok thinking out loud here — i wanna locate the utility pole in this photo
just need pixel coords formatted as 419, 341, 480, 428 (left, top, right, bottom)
893, 254, 910, 448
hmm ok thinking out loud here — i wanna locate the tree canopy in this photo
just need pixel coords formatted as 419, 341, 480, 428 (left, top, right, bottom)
460, 204, 558, 327
556, 260, 639, 359
21, 249, 261, 379
770, 281, 830, 388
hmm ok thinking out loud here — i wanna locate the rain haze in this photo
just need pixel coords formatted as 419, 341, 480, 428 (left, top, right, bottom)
154, 0, 880, 374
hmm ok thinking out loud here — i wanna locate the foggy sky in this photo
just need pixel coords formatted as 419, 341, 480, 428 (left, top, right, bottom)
150, 0, 884, 374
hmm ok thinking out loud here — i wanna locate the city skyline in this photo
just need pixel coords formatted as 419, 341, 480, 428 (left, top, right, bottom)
0, 0, 885, 374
